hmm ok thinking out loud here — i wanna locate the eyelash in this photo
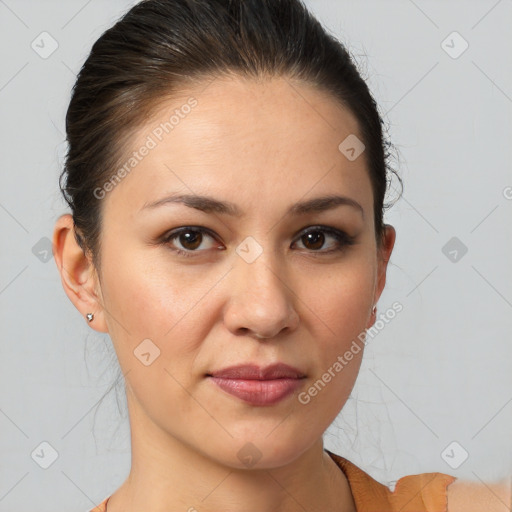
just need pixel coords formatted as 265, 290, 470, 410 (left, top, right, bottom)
161, 225, 356, 258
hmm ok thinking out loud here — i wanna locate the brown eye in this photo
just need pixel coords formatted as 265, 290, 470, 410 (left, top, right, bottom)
293, 226, 355, 253
178, 230, 203, 250
163, 227, 219, 256
301, 231, 325, 250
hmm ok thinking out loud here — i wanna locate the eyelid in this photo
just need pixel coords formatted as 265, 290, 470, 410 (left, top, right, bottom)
291, 225, 355, 251
161, 224, 355, 256
161, 226, 220, 251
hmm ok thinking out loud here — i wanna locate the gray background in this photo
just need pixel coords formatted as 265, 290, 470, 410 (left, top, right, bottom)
1, 0, 511, 510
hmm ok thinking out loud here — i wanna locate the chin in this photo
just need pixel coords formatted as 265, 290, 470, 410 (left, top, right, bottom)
208, 429, 318, 471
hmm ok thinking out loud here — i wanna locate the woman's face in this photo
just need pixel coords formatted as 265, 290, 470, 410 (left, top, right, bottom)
85, 76, 394, 468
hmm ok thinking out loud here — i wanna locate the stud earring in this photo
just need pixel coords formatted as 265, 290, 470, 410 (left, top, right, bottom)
86, 313, 94, 322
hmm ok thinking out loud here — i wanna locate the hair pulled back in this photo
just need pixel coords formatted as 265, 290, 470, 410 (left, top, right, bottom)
60, 0, 401, 268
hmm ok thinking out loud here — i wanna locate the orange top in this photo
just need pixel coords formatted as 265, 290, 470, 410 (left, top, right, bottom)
89, 449, 456, 512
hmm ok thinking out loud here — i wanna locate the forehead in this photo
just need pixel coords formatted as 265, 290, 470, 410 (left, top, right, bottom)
104, 76, 372, 219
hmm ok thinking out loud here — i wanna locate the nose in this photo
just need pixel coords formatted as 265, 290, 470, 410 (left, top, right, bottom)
223, 251, 300, 340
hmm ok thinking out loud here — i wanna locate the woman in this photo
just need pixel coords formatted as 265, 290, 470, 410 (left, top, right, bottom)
52, 0, 510, 510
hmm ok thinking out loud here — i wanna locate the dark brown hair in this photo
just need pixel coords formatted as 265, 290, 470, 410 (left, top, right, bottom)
60, 0, 401, 269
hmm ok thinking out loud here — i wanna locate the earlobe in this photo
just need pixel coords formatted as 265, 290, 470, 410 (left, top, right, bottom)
52, 214, 108, 333
366, 224, 396, 330
365, 304, 378, 330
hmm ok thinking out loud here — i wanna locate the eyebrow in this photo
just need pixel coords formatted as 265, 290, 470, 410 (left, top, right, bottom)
141, 193, 364, 219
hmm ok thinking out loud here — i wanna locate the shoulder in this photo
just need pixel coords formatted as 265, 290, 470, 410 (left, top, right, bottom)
326, 450, 511, 512
327, 449, 456, 511
89, 496, 109, 512
447, 477, 512, 511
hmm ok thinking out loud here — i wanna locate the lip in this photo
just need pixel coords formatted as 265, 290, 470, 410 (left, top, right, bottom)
207, 363, 306, 406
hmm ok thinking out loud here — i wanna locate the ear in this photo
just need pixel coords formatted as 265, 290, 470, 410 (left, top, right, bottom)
52, 214, 108, 333
366, 224, 396, 327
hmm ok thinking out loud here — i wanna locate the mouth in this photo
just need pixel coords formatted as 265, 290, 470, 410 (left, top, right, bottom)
206, 363, 306, 406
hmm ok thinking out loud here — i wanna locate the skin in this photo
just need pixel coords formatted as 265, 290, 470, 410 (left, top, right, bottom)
54, 74, 396, 512
53, 75, 512, 512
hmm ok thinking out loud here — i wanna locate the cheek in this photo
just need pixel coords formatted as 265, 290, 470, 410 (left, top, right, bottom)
301, 256, 374, 395
100, 241, 215, 338
98, 242, 234, 392
303, 256, 376, 340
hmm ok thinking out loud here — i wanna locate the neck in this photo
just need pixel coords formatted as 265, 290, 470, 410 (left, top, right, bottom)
106, 391, 356, 512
